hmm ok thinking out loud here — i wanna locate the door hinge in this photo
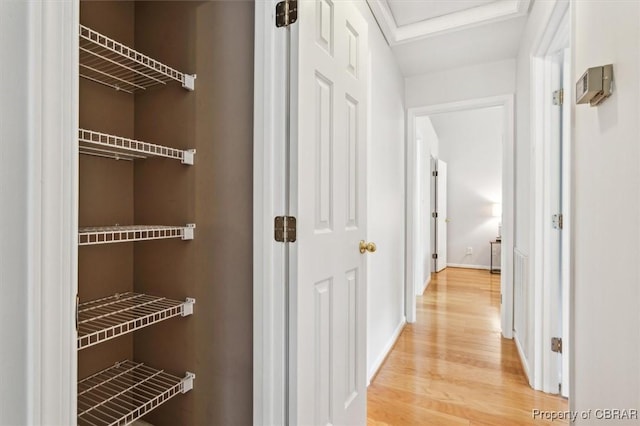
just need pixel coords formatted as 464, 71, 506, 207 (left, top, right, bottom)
274, 216, 297, 242
276, 0, 298, 28
552, 88, 564, 106
432, 171, 438, 177
432, 253, 438, 259
551, 337, 563, 353
552, 213, 564, 230
432, 212, 438, 218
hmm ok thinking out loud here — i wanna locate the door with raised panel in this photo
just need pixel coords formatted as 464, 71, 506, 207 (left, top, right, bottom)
290, 1, 369, 424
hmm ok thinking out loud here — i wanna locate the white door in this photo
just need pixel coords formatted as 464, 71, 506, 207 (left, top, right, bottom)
434, 159, 448, 272
548, 48, 570, 397
290, 1, 369, 425
547, 50, 563, 395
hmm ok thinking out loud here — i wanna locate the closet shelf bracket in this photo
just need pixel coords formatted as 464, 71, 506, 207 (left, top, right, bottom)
182, 372, 196, 393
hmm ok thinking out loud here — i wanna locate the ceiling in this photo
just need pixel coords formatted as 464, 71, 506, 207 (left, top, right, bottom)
367, 0, 532, 76
387, 0, 498, 27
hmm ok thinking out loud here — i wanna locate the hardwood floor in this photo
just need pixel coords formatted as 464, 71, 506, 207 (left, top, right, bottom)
367, 267, 567, 425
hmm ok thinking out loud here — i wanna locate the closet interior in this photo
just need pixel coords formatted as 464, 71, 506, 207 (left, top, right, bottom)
77, 2, 202, 424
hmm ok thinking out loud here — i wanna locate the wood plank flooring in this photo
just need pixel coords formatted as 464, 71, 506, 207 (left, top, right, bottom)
367, 267, 567, 425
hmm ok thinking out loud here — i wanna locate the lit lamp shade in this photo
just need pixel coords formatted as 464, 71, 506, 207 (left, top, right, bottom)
492, 203, 502, 218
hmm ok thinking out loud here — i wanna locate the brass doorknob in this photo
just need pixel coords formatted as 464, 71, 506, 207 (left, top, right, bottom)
359, 240, 377, 254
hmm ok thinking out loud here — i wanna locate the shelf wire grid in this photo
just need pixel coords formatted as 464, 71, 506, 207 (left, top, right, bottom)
78, 293, 188, 350
78, 360, 188, 426
79, 129, 189, 163
79, 25, 187, 93
79, 225, 185, 245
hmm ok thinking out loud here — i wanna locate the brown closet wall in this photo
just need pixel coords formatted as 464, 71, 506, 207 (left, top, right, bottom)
78, 1, 135, 379
78, 1, 254, 424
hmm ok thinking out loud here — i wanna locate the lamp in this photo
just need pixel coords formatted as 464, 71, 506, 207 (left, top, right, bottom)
492, 203, 502, 240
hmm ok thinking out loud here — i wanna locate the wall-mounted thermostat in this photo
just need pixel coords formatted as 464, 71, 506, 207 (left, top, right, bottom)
576, 64, 613, 106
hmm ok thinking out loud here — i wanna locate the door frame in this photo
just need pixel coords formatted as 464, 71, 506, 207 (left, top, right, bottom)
253, 0, 289, 424
530, 0, 570, 396
406, 95, 515, 337
0, 1, 78, 424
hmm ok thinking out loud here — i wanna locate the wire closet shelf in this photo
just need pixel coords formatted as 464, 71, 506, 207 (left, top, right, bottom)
78, 360, 195, 426
79, 129, 196, 164
78, 293, 195, 350
79, 225, 195, 245
79, 25, 196, 93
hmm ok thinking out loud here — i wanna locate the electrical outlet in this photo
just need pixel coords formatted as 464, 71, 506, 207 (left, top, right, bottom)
466, 247, 473, 255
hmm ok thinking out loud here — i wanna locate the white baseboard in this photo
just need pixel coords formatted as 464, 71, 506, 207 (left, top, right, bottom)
447, 263, 490, 270
367, 317, 406, 386
514, 331, 532, 386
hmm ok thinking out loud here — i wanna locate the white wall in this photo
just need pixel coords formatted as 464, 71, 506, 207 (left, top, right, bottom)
514, 0, 558, 257
571, 2, 640, 423
0, 2, 30, 424
355, 3, 407, 381
406, 59, 516, 108
416, 117, 439, 292
433, 107, 503, 269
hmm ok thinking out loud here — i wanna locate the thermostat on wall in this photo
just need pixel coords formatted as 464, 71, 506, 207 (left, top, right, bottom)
576, 64, 613, 106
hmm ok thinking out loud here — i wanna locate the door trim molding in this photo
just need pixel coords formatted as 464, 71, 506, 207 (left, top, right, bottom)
253, 1, 288, 424
406, 95, 515, 337
0, 1, 79, 423
529, 0, 570, 396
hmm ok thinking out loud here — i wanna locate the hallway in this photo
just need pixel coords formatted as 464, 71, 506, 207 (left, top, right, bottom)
367, 268, 568, 425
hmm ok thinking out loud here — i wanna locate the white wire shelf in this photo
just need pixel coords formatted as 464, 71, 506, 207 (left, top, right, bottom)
78, 293, 195, 350
78, 360, 195, 426
79, 224, 195, 246
79, 25, 196, 93
79, 129, 196, 164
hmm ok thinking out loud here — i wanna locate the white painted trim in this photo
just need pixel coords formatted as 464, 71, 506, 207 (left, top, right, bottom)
406, 95, 515, 340
367, 318, 406, 385
253, 1, 288, 425
529, 0, 570, 395
559, 45, 571, 399
514, 331, 532, 384
367, 0, 530, 46
1, 1, 80, 424
447, 263, 491, 271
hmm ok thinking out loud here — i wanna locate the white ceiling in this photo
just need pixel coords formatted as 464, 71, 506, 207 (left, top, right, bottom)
394, 15, 527, 76
367, 0, 531, 76
387, 0, 498, 27
428, 105, 503, 139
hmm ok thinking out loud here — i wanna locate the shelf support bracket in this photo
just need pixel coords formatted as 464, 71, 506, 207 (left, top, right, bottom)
182, 298, 196, 316
182, 74, 197, 91
182, 149, 196, 165
182, 372, 196, 393
182, 224, 196, 240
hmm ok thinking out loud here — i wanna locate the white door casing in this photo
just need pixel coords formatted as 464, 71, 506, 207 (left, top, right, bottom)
435, 159, 448, 272
530, 0, 570, 394
406, 96, 515, 334
289, 1, 369, 425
